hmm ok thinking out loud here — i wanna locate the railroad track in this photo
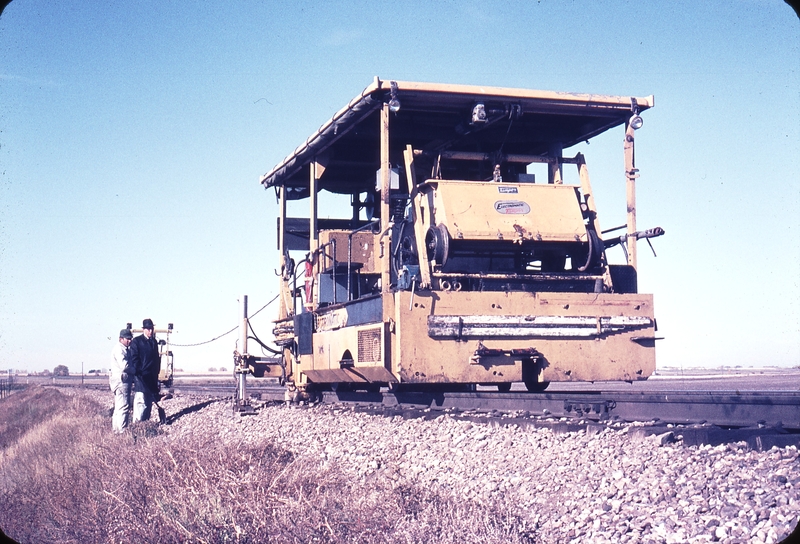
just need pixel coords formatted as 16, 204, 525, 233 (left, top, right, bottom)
21, 376, 800, 450
167, 380, 800, 450
173, 381, 800, 428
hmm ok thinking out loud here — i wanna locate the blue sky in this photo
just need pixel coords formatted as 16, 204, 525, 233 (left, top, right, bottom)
1, 0, 798, 373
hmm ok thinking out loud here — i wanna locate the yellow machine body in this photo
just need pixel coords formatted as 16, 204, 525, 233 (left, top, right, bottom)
262, 79, 661, 392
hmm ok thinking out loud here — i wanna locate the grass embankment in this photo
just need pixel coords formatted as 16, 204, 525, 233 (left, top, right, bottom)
0, 386, 533, 543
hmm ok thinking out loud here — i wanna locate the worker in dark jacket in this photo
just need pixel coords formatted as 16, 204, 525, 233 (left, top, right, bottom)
129, 318, 161, 422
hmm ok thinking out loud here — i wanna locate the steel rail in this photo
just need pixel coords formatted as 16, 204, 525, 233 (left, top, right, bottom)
27, 377, 800, 448
311, 389, 800, 431
165, 381, 800, 431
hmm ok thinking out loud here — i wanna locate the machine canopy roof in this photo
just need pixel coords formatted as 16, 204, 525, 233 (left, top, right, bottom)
260, 78, 653, 199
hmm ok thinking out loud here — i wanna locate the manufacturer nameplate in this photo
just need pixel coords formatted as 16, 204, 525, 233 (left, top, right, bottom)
494, 200, 531, 214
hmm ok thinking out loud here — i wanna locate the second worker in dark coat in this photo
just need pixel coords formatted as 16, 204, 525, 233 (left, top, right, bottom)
129, 318, 161, 422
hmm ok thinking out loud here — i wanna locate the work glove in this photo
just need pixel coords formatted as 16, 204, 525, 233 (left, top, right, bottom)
121, 372, 130, 383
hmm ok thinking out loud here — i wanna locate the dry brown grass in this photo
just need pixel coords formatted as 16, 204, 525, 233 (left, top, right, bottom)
0, 386, 536, 543
0, 387, 73, 449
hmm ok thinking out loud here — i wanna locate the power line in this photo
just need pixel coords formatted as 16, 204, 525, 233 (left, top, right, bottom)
170, 325, 239, 347
169, 294, 279, 347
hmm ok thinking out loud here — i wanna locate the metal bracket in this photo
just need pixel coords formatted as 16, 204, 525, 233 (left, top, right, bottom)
564, 399, 615, 419
470, 341, 541, 364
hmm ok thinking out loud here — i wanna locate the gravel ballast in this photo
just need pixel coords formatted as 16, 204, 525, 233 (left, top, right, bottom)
93, 390, 800, 543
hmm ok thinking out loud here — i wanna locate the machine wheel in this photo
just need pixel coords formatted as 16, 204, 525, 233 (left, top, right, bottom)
425, 223, 450, 266
391, 233, 419, 279
524, 380, 550, 392
497, 383, 512, 392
